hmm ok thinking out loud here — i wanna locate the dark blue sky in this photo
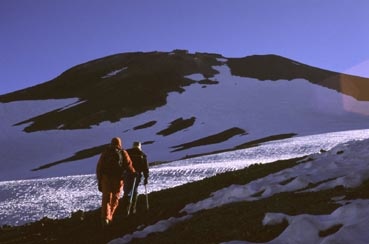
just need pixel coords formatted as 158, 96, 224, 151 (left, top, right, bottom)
1, 0, 369, 95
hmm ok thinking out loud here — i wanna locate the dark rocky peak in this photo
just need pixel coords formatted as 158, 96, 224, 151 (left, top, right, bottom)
0, 51, 222, 103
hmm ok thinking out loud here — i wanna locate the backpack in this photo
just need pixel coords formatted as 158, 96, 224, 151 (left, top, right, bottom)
101, 146, 126, 178
127, 148, 147, 172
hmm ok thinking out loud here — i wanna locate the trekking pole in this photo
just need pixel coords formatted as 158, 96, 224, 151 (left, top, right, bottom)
145, 184, 149, 211
132, 194, 139, 214
127, 177, 137, 216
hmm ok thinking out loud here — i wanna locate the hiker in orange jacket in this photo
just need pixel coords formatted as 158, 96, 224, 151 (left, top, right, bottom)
96, 137, 136, 226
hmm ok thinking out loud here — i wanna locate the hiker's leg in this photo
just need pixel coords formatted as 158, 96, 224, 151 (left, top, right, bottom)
130, 174, 141, 214
110, 179, 123, 220
101, 177, 113, 222
123, 173, 133, 198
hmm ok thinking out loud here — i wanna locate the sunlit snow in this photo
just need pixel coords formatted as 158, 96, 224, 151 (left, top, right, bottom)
1, 129, 369, 227
101, 67, 127, 78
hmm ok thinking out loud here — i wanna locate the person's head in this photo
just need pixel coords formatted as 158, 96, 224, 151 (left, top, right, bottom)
111, 137, 122, 149
133, 141, 141, 150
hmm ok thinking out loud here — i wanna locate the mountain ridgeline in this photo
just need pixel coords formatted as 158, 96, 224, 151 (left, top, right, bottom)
1, 50, 369, 133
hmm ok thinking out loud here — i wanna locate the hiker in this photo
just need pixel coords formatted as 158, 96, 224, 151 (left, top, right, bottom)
122, 141, 149, 215
96, 137, 136, 226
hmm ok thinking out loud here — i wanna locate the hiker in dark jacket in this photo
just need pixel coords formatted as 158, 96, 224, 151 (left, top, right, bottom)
96, 137, 136, 226
122, 141, 149, 215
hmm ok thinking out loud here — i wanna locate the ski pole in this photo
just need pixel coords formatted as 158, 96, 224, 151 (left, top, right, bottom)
127, 177, 137, 216
132, 194, 139, 214
145, 184, 149, 211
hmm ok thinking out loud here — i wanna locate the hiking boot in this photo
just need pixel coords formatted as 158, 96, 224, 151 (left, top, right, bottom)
101, 218, 110, 228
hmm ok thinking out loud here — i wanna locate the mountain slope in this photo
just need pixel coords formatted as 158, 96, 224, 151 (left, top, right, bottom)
1, 51, 369, 132
1, 51, 369, 181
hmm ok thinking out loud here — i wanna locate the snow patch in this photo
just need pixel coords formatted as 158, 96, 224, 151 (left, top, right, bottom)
217, 58, 228, 62
185, 73, 205, 81
232, 200, 369, 244
58, 100, 86, 112
101, 67, 127, 78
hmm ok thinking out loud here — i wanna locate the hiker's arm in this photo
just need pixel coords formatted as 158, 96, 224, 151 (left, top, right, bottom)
142, 153, 149, 184
123, 150, 136, 174
143, 154, 149, 179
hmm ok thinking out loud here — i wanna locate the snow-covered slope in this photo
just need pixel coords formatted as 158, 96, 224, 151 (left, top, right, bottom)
1, 129, 369, 226
1, 63, 369, 181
